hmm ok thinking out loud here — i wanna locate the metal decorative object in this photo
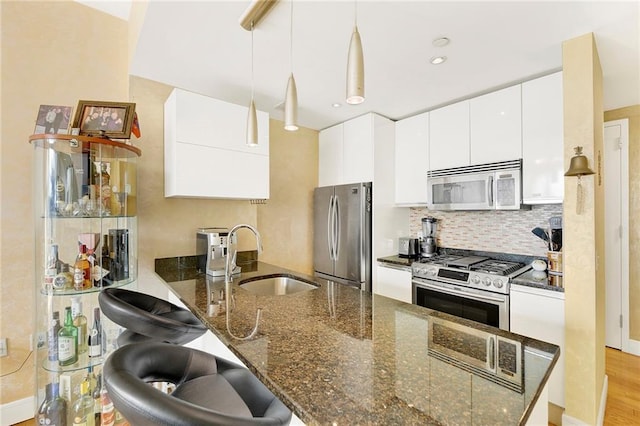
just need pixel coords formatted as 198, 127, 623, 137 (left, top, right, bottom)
565, 146, 595, 214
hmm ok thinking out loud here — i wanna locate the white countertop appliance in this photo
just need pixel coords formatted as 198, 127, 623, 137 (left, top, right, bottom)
412, 254, 530, 330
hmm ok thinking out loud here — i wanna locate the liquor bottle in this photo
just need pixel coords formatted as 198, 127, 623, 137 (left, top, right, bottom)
100, 235, 112, 285
71, 297, 88, 354
72, 380, 96, 426
58, 306, 78, 366
100, 163, 111, 213
88, 308, 102, 358
55, 263, 75, 291
74, 244, 92, 290
93, 374, 102, 426
45, 244, 62, 291
100, 384, 115, 426
39, 382, 68, 426
84, 365, 98, 394
47, 311, 61, 362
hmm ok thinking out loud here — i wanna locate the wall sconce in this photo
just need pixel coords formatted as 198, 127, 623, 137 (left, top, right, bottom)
565, 146, 595, 214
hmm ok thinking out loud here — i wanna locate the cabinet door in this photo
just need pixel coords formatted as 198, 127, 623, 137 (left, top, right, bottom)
510, 285, 565, 407
395, 112, 429, 205
318, 124, 344, 187
470, 85, 522, 165
343, 114, 374, 184
375, 264, 412, 303
429, 101, 470, 170
522, 72, 564, 204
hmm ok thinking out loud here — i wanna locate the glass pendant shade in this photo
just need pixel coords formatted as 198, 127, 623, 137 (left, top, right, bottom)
246, 99, 258, 147
284, 73, 298, 131
346, 25, 364, 105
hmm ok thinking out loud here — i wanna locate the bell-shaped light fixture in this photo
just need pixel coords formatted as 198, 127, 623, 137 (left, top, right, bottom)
284, 0, 299, 131
346, 2, 364, 105
565, 146, 595, 215
246, 23, 259, 147
284, 73, 298, 131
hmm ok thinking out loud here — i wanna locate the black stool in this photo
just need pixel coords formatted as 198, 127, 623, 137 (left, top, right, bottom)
98, 288, 207, 346
103, 342, 292, 426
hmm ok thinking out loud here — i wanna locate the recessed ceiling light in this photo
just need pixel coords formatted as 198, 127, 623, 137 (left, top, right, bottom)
332, 103, 342, 108
432, 37, 450, 48
430, 56, 447, 65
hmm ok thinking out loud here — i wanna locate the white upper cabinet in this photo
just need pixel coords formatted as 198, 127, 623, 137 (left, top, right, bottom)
343, 114, 374, 184
164, 88, 269, 199
429, 101, 470, 170
395, 112, 429, 205
470, 85, 522, 165
522, 72, 564, 204
318, 123, 344, 187
318, 114, 376, 187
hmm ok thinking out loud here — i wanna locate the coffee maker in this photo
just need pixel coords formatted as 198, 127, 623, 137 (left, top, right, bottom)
196, 228, 240, 277
421, 217, 438, 257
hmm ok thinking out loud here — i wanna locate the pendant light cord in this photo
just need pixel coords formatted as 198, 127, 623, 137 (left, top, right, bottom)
251, 21, 255, 99
289, 0, 294, 73
354, 0, 358, 27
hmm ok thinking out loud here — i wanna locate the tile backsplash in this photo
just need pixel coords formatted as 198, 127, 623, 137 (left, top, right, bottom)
409, 205, 563, 257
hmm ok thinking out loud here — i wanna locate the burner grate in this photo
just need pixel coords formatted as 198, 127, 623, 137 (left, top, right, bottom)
470, 260, 524, 276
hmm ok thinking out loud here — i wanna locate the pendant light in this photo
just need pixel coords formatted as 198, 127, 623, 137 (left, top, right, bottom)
346, 1, 364, 105
246, 22, 258, 147
284, 0, 298, 131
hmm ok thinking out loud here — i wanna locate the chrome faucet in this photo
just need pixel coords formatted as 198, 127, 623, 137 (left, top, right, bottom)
225, 223, 263, 283
225, 224, 263, 340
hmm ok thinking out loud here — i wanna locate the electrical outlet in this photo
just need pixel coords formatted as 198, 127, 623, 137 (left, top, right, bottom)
0, 338, 7, 357
36, 332, 46, 350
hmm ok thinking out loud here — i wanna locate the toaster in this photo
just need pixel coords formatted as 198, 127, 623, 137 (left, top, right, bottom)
398, 237, 420, 258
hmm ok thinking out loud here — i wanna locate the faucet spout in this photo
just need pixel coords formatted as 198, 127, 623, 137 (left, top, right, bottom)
225, 224, 263, 340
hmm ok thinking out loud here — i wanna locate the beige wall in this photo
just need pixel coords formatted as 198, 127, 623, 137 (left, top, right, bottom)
562, 33, 605, 424
258, 120, 318, 275
0, 3, 317, 411
0, 1, 129, 405
604, 105, 640, 340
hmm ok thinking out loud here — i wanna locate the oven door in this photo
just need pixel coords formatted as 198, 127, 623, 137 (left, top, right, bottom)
412, 277, 509, 330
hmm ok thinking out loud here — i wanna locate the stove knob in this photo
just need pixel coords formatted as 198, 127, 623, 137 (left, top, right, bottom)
471, 275, 481, 285
493, 278, 504, 289
482, 277, 492, 286
427, 268, 437, 277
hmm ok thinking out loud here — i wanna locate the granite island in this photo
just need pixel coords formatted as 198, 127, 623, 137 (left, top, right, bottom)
155, 257, 559, 426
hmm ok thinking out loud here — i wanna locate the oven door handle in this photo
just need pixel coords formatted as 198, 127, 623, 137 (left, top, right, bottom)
413, 279, 507, 303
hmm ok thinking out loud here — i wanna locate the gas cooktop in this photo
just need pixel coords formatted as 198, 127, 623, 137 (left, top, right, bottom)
412, 255, 530, 294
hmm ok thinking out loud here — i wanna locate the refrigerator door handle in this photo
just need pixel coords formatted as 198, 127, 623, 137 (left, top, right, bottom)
327, 195, 335, 260
334, 195, 340, 260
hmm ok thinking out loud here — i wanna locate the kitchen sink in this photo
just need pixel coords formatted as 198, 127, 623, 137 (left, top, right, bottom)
239, 275, 319, 296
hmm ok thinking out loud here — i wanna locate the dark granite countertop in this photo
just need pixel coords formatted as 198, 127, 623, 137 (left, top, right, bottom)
512, 269, 564, 293
376, 255, 415, 269
155, 260, 559, 426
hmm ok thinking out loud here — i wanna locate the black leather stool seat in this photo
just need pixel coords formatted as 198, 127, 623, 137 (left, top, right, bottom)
103, 342, 293, 426
98, 288, 207, 346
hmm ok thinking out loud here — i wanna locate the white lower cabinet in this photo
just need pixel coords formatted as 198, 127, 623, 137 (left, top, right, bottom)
510, 284, 565, 408
375, 263, 412, 303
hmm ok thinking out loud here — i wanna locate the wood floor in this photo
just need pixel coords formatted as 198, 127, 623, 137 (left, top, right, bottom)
13, 348, 640, 426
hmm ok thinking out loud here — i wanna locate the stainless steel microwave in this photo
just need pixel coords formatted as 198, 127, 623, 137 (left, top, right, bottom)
427, 159, 528, 211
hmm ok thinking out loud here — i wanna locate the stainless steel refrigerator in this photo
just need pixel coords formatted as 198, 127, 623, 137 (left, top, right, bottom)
314, 182, 372, 292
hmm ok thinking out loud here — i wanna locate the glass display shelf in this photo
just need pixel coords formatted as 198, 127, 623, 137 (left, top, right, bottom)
39, 351, 105, 373
40, 278, 136, 296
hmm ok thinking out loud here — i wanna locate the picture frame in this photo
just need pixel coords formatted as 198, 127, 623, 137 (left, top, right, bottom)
35, 105, 73, 135
72, 100, 136, 139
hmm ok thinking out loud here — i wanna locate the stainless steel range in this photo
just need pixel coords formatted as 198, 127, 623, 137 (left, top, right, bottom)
412, 254, 530, 330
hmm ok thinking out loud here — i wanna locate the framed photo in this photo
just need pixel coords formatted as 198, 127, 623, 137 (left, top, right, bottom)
72, 100, 136, 139
35, 105, 73, 135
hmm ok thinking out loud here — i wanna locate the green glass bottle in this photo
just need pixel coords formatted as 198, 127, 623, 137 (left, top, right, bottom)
58, 306, 78, 366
